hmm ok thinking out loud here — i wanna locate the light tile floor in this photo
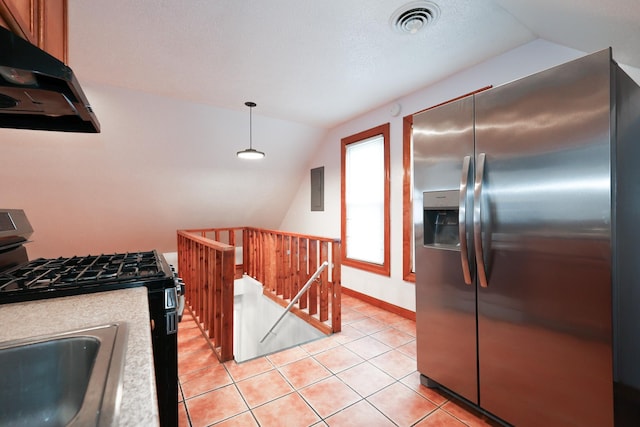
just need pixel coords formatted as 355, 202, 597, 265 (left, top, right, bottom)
178, 294, 498, 427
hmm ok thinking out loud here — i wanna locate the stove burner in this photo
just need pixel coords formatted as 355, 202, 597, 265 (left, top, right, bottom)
0, 250, 168, 299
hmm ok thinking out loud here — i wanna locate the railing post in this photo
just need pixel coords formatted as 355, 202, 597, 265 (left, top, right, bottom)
291, 236, 299, 298
298, 238, 309, 310
319, 241, 329, 322
220, 248, 234, 361
308, 239, 318, 315
203, 246, 210, 336
276, 234, 284, 297
213, 249, 222, 342
331, 240, 342, 333
193, 242, 201, 319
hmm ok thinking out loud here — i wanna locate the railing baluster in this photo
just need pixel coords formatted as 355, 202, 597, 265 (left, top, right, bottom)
331, 240, 342, 332
213, 249, 222, 342
195, 243, 202, 319
275, 234, 283, 297
282, 235, 288, 299
298, 238, 309, 310
319, 240, 329, 322
203, 246, 210, 336
268, 232, 276, 292
308, 239, 318, 316
291, 236, 299, 302
220, 248, 234, 361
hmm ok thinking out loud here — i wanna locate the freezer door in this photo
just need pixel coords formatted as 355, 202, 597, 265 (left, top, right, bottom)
413, 95, 477, 403
474, 49, 614, 427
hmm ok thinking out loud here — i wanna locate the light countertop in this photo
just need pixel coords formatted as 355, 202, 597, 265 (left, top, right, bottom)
0, 287, 159, 426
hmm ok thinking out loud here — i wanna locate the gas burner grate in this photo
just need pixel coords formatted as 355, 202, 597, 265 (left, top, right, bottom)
0, 250, 167, 295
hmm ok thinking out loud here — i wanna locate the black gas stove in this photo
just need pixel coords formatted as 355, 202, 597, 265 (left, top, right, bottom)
0, 250, 173, 304
0, 209, 180, 427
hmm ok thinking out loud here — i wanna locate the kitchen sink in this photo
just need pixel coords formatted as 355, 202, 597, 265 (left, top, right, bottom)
0, 323, 128, 427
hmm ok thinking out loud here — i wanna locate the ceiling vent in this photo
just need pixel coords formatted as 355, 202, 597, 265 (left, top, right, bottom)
390, 1, 440, 35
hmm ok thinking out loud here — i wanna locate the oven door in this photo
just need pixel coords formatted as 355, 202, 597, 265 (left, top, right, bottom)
148, 286, 178, 427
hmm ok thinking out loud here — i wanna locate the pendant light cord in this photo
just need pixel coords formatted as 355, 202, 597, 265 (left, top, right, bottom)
249, 104, 253, 150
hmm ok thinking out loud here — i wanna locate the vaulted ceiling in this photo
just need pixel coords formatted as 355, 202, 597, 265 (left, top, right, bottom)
68, 0, 640, 129
5, 0, 640, 259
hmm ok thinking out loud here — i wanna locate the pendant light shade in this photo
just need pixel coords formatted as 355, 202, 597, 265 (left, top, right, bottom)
237, 101, 265, 159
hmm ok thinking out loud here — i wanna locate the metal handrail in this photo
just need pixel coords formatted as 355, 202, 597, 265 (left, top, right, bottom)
259, 261, 329, 343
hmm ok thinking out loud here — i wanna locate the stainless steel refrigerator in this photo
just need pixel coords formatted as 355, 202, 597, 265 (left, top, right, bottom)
413, 48, 640, 427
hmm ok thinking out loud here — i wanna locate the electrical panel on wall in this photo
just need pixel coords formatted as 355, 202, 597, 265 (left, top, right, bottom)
311, 166, 324, 211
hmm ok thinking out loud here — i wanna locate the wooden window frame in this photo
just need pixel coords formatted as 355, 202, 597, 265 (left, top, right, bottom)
402, 115, 416, 282
341, 123, 391, 277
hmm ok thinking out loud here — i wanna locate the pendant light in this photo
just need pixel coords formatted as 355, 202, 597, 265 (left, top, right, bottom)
237, 101, 265, 159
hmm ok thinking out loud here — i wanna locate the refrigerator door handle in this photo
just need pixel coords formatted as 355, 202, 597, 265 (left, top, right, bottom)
474, 152, 489, 287
459, 155, 472, 285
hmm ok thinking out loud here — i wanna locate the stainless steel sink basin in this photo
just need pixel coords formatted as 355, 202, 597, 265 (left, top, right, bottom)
0, 323, 128, 427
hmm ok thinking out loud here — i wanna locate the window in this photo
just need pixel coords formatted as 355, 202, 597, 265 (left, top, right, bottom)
341, 123, 390, 276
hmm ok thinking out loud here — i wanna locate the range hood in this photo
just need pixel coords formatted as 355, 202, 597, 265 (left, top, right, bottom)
0, 26, 99, 133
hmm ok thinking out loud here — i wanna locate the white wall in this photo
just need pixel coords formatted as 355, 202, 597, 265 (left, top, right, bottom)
4, 37, 638, 303
278, 39, 599, 312
1, 84, 325, 259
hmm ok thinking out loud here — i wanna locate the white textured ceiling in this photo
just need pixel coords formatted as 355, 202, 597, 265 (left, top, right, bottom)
67, 0, 640, 129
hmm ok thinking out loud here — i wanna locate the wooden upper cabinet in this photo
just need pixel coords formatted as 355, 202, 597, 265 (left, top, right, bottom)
0, 0, 67, 63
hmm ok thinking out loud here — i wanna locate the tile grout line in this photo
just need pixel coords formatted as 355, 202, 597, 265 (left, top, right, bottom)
178, 300, 438, 426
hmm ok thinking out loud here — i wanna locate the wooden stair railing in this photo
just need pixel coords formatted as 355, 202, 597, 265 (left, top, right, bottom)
177, 226, 342, 362
244, 227, 342, 335
181, 227, 245, 279
177, 230, 235, 362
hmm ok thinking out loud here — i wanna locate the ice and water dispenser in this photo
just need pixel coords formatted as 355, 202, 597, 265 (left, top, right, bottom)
423, 190, 459, 248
